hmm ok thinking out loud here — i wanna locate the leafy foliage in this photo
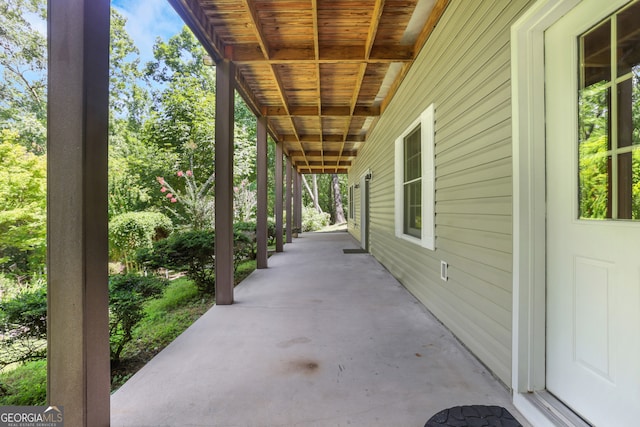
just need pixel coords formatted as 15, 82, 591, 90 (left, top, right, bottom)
156, 170, 215, 230
0, 359, 46, 405
578, 75, 640, 219
0, 0, 47, 154
109, 274, 168, 364
0, 135, 46, 276
0, 280, 46, 369
109, 211, 173, 272
138, 229, 217, 295
302, 205, 331, 232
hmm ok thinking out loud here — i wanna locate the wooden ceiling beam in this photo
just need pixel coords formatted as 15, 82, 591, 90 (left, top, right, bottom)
305, 160, 352, 167
311, 0, 324, 170
289, 150, 357, 158
280, 134, 365, 143
263, 105, 379, 117
297, 168, 349, 175
238, 0, 309, 169
228, 45, 413, 63
240, 0, 270, 59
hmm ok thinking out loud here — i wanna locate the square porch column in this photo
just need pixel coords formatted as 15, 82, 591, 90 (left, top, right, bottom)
275, 143, 284, 252
47, 1, 111, 425
256, 117, 268, 268
215, 59, 235, 305
285, 158, 293, 243
295, 172, 302, 235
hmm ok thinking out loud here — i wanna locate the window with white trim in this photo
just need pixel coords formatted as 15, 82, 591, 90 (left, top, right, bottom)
394, 104, 435, 250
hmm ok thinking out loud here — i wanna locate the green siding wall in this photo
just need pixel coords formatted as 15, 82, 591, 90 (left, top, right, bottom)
348, 0, 534, 385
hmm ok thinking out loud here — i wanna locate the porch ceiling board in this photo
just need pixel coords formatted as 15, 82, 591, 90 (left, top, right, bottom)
168, 0, 450, 173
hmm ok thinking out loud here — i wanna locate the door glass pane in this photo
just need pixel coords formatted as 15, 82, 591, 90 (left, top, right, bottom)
617, 150, 640, 219
617, 78, 639, 147
582, 20, 611, 87
578, 3, 640, 221
579, 83, 611, 219
580, 84, 611, 150
617, 1, 640, 77
579, 150, 611, 219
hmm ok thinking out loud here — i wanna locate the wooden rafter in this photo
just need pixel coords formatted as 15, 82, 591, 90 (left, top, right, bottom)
168, 0, 451, 174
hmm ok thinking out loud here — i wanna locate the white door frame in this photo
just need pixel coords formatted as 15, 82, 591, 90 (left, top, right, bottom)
359, 172, 370, 251
510, 0, 582, 424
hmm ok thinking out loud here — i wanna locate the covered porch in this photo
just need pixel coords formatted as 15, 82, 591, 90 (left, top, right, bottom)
111, 230, 526, 426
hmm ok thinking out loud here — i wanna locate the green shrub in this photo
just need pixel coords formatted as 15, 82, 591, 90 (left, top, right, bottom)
138, 228, 254, 295
302, 205, 331, 231
109, 274, 168, 364
124, 278, 212, 359
0, 360, 46, 405
109, 211, 173, 272
144, 277, 199, 314
234, 221, 257, 260
0, 281, 47, 368
137, 229, 216, 295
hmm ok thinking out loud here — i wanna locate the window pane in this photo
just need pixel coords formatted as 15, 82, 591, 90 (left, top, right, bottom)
582, 20, 611, 87
404, 126, 421, 182
617, 1, 640, 77
404, 181, 421, 238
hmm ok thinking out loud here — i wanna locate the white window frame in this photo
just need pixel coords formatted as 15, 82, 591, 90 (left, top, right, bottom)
394, 103, 435, 250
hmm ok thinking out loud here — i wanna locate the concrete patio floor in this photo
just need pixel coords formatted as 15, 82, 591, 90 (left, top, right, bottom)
111, 230, 529, 427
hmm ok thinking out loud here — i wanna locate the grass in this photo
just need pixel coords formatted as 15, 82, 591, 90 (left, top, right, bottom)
0, 359, 46, 405
111, 259, 256, 391
0, 259, 258, 399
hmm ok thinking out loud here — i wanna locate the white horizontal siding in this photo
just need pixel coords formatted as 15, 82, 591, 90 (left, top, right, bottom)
349, 0, 535, 385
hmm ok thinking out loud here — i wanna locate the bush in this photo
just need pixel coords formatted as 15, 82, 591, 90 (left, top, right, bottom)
0, 359, 46, 405
138, 228, 255, 295
0, 281, 47, 369
109, 274, 168, 364
109, 211, 173, 272
302, 205, 331, 231
138, 229, 216, 295
234, 221, 256, 260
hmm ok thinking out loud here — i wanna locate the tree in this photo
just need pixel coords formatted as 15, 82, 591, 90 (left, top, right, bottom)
144, 27, 217, 179
0, 0, 47, 154
332, 174, 346, 224
0, 132, 46, 276
154, 170, 215, 230
302, 174, 323, 213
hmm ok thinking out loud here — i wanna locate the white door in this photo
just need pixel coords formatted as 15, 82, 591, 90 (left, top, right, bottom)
545, 0, 640, 425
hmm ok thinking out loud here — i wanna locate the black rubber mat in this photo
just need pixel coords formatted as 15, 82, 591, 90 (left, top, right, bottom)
425, 405, 523, 427
342, 248, 368, 253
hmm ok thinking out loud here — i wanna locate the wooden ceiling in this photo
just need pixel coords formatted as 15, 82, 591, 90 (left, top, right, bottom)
168, 0, 450, 173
